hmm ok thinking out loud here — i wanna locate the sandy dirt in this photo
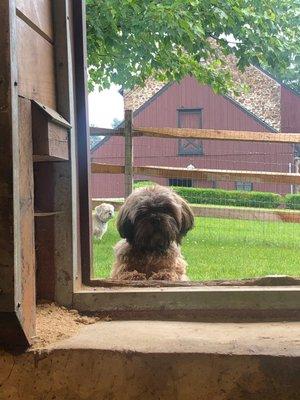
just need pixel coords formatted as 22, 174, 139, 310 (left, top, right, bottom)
32, 302, 109, 349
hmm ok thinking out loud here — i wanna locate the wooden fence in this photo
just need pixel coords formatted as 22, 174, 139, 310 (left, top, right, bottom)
91, 110, 300, 200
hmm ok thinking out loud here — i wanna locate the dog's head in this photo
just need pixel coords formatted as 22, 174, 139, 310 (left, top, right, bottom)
95, 203, 115, 223
117, 185, 194, 252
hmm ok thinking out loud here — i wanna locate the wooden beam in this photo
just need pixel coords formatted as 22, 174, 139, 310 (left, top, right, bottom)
89, 126, 300, 143
16, 0, 54, 42
51, 0, 77, 304
91, 163, 300, 185
90, 126, 124, 136
72, 0, 93, 286
0, 0, 16, 318
18, 97, 36, 342
133, 127, 300, 143
135, 165, 300, 185
0, 0, 36, 350
34, 211, 62, 217
124, 110, 133, 197
91, 163, 124, 174
33, 155, 67, 162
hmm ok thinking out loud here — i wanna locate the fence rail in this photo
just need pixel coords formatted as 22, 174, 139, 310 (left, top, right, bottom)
90, 111, 300, 198
91, 163, 300, 185
90, 126, 300, 143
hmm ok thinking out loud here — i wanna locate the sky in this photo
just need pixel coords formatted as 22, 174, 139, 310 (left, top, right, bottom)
88, 84, 124, 128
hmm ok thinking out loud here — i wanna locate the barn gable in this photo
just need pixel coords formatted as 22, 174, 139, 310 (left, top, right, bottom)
124, 64, 281, 131
91, 74, 294, 198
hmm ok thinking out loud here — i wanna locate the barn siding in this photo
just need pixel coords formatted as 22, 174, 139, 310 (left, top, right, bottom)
92, 76, 295, 198
281, 86, 300, 132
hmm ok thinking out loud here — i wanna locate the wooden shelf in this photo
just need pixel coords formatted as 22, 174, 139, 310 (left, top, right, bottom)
33, 155, 68, 162
34, 211, 62, 217
32, 100, 70, 161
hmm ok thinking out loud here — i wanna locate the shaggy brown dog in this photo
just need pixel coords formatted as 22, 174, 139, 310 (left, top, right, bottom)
111, 185, 194, 281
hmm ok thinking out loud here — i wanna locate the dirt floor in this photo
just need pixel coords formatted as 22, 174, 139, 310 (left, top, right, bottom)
32, 302, 110, 349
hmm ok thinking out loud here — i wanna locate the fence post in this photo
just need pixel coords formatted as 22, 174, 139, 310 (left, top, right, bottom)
124, 109, 133, 197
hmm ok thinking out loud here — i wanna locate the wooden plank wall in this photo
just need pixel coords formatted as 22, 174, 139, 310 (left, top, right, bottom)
0, 0, 17, 315
15, 0, 57, 306
16, 0, 77, 307
16, 0, 56, 109
0, 0, 36, 348
51, 0, 79, 302
16, 0, 53, 40
1, 0, 82, 348
18, 97, 35, 339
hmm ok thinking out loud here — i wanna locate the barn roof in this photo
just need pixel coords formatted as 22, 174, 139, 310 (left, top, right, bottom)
91, 62, 300, 152
124, 61, 282, 131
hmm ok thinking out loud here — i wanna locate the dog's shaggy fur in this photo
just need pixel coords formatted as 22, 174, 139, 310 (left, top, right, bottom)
111, 185, 194, 281
92, 203, 114, 240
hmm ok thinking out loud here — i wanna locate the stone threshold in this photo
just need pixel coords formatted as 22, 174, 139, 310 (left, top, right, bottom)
1, 321, 300, 400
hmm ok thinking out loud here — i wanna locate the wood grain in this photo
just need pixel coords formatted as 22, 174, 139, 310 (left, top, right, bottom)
31, 99, 69, 161
91, 163, 125, 174
16, 0, 53, 41
90, 126, 300, 143
91, 162, 300, 185
17, 16, 56, 109
0, 0, 16, 313
90, 127, 124, 136
32, 100, 71, 128
136, 165, 300, 185
134, 127, 300, 143
18, 97, 35, 339
73, 0, 93, 286
48, 122, 69, 160
35, 216, 56, 301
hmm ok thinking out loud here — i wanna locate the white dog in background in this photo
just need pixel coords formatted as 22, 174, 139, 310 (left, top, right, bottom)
92, 203, 115, 240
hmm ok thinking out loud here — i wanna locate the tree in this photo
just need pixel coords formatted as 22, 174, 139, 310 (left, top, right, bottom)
111, 117, 122, 128
267, 55, 300, 92
86, 0, 300, 94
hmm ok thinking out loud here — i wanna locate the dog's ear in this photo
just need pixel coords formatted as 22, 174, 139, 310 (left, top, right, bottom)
117, 206, 134, 242
95, 205, 102, 216
179, 198, 194, 237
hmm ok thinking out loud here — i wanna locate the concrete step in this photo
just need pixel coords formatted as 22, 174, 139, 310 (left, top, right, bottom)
53, 320, 300, 356
1, 321, 300, 400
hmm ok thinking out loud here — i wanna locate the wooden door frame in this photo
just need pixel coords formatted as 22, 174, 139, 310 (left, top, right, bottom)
0, 0, 35, 351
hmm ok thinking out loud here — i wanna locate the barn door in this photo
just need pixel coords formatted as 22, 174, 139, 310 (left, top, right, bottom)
178, 109, 203, 155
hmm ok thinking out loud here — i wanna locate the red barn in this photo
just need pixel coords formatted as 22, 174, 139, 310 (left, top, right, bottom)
91, 65, 300, 198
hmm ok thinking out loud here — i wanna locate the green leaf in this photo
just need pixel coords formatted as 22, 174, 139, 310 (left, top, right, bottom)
86, 0, 300, 92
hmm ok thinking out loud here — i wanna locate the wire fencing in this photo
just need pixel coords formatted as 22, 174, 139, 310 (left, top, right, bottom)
90, 120, 300, 281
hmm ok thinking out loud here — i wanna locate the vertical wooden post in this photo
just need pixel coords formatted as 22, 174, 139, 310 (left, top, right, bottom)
73, 0, 93, 285
124, 109, 133, 198
0, 0, 35, 350
51, 0, 77, 303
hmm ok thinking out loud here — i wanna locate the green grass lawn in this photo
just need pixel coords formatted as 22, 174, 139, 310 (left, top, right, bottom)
93, 216, 300, 280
